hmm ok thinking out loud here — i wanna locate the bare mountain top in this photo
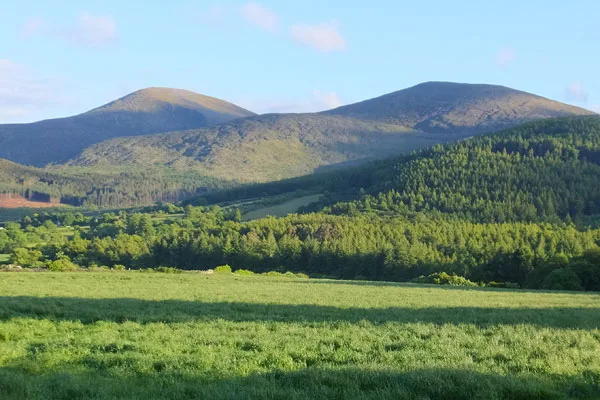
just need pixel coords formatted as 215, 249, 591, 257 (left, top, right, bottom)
326, 81, 594, 133
87, 87, 255, 124
0, 88, 255, 167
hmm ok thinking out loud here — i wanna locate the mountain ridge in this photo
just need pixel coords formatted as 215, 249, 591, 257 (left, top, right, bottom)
0, 87, 255, 166
325, 81, 594, 131
67, 82, 595, 183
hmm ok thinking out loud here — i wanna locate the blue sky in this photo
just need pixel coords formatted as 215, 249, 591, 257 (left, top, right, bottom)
1, 0, 599, 123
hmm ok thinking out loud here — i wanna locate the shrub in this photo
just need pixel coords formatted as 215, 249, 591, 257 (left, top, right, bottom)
234, 269, 255, 276
48, 258, 78, 272
412, 272, 478, 287
487, 281, 520, 289
10, 248, 42, 268
284, 271, 297, 278
156, 266, 182, 274
112, 264, 127, 272
569, 260, 600, 291
542, 268, 582, 291
214, 265, 232, 273
295, 273, 309, 279
263, 271, 284, 277
88, 265, 110, 272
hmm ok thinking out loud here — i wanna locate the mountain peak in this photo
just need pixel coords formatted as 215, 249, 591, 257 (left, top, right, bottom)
88, 87, 255, 119
0, 87, 255, 166
326, 81, 594, 133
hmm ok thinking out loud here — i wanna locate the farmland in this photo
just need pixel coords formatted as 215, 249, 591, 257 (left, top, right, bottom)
0, 272, 599, 399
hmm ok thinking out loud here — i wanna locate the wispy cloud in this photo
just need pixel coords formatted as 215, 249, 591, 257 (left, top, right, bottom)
21, 12, 117, 47
565, 82, 589, 103
198, 4, 228, 26
20, 16, 46, 37
496, 48, 516, 67
0, 59, 64, 123
311, 90, 343, 110
241, 2, 279, 32
290, 21, 347, 53
66, 12, 118, 47
238, 89, 344, 114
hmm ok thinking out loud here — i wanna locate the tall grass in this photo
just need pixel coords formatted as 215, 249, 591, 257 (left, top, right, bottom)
0, 273, 599, 399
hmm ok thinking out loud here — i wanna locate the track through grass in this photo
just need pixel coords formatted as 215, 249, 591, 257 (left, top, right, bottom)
0, 273, 599, 399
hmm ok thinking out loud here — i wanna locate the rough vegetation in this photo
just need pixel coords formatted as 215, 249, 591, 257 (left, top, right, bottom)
0, 273, 598, 399
0, 87, 254, 166
67, 82, 593, 183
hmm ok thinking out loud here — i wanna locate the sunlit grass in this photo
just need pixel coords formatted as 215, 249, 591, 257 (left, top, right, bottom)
0, 272, 599, 399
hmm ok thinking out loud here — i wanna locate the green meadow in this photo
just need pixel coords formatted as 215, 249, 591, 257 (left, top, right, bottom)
0, 272, 599, 399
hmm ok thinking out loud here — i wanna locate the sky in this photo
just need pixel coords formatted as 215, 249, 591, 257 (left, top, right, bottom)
1, 0, 599, 123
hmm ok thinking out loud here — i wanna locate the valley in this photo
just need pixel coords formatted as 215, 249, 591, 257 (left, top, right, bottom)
3, 3, 599, 399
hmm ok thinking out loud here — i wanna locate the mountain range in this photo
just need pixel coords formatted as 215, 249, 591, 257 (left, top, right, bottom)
0, 81, 595, 207
0, 88, 255, 166
66, 82, 593, 183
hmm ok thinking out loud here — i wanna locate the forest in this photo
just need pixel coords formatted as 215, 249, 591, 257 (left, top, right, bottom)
2, 117, 600, 291
1, 203, 599, 291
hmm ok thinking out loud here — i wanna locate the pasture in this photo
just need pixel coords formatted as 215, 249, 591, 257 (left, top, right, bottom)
0, 272, 599, 399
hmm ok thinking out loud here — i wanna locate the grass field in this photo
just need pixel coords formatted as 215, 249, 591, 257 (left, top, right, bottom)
0, 273, 599, 399
242, 194, 322, 221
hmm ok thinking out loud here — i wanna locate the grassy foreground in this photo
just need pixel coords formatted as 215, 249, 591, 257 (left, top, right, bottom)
0, 273, 599, 399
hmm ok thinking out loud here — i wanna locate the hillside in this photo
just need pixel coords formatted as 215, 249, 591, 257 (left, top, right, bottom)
327, 81, 593, 133
0, 88, 255, 166
68, 82, 594, 183
275, 116, 600, 224
0, 158, 233, 208
67, 114, 432, 182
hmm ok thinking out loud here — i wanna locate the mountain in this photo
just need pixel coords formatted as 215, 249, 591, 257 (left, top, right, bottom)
0, 88, 255, 166
0, 158, 234, 208
67, 114, 432, 182
193, 115, 600, 225
68, 82, 594, 183
326, 81, 594, 133
271, 115, 600, 224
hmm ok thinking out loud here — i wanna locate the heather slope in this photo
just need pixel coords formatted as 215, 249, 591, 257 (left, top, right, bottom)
0, 87, 255, 166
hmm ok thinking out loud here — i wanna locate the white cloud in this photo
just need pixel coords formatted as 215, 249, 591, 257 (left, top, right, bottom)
565, 82, 589, 103
199, 4, 227, 26
238, 89, 344, 114
67, 12, 118, 47
22, 12, 117, 47
496, 48, 515, 67
20, 16, 46, 37
312, 90, 343, 110
241, 2, 279, 32
290, 21, 347, 53
0, 59, 63, 123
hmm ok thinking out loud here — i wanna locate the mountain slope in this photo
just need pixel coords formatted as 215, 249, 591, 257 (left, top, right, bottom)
67, 114, 433, 182
68, 82, 594, 183
0, 88, 255, 166
326, 81, 594, 133
297, 116, 600, 223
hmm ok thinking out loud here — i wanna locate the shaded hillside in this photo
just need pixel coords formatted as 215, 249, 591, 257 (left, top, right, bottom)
327, 81, 594, 133
0, 88, 255, 166
300, 116, 600, 223
68, 82, 594, 183
68, 114, 433, 182
0, 158, 233, 208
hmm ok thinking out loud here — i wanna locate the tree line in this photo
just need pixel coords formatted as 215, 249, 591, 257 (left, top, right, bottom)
2, 205, 599, 291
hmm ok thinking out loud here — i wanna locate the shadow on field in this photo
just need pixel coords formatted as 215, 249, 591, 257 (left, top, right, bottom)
294, 280, 599, 295
1, 296, 598, 329
1, 364, 598, 400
